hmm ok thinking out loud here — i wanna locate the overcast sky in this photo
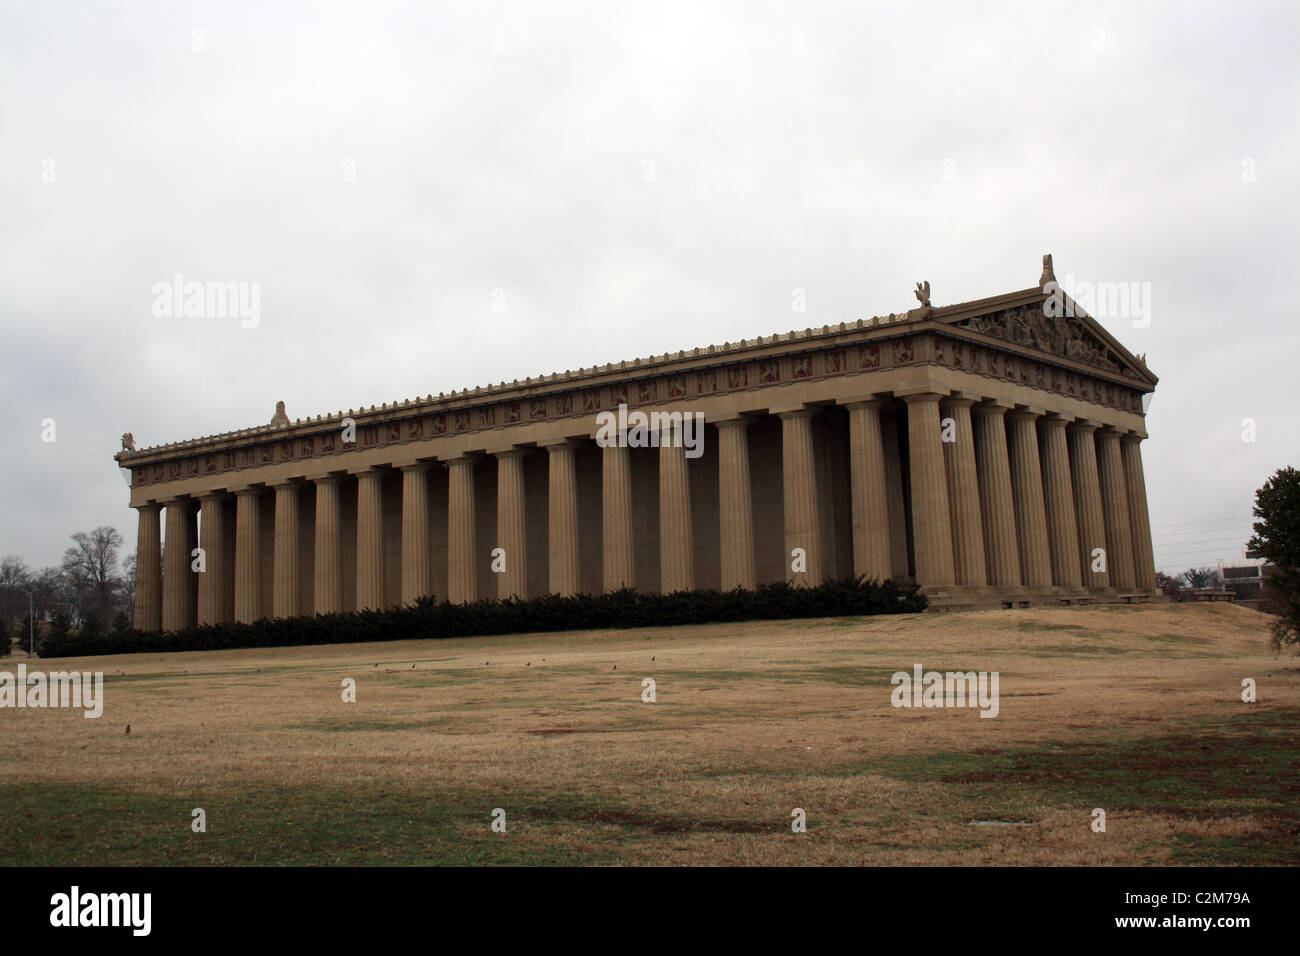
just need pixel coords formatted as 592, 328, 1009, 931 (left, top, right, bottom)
2, 0, 1296, 576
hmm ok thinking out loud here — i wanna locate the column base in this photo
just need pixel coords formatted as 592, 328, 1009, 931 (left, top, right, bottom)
920, 584, 1170, 612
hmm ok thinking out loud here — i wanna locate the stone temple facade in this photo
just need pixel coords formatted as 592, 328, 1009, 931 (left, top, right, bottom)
116, 255, 1159, 631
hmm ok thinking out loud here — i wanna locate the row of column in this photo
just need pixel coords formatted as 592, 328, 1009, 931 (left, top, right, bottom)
897, 392, 1156, 592
132, 400, 1158, 631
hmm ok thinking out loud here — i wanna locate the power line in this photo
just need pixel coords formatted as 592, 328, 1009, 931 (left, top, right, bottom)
1152, 527, 1252, 540
1150, 517, 1253, 531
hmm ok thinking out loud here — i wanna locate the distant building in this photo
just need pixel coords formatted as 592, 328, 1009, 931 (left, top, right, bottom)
1218, 556, 1274, 603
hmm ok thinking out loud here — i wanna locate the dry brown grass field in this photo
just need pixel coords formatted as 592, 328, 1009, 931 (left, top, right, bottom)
3, 602, 1297, 866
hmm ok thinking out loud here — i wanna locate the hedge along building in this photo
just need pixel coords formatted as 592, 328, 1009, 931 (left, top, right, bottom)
116, 254, 1159, 631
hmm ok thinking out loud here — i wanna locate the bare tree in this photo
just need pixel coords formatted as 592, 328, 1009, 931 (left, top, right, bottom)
1180, 566, 1218, 590
120, 549, 137, 618
61, 527, 124, 622
0, 555, 33, 646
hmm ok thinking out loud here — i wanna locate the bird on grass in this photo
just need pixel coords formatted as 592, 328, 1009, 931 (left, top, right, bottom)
125, 725, 130, 735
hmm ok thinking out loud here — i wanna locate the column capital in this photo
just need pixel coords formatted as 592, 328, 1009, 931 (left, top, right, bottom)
228, 484, 264, 496
487, 445, 530, 458
156, 494, 196, 508
132, 500, 162, 512
898, 389, 944, 404
972, 400, 1012, 418
308, 472, 345, 485
1120, 429, 1149, 444
269, 477, 303, 489
1066, 419, 1104, 434
538, 437, 587, 450
775, 406, 817, 420
1008, 403, 1049, 419
196, 490, 230, 503
710, 415, 754, 429
896, 387, 945, 401
348, 465, 389, 477
839, 397, 890, 411
442, 451, 482, 464
939, 396, 976, 410
391, 458, 434, 471
1038, 414, 1071, 430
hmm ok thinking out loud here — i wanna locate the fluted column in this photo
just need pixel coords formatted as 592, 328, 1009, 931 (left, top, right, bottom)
495, 449, 528, 599
904, 393, 955, 587
1096, 428, 1136, 588
1122, 434, 1157, 589
312, 476, 343, 614
1038, 417, 1082, 588
779, 409, 823, 587
659, 432, 694, 593
447, 456, 478, 604
715, 418, 756, 591
880, 409, 911, 580
355, 469, 386, 610
602, 442, 636, 591
544, 440, 581, 597
233, 487, 264, 622
272, 481, 302, 618
399, 463, 433, 605
940, 397, 987, 587
1007, 411, 1052, 587
132, 502, 162, 631
972, 403, 1021, 587
162, 498, 197, 631
1068, 423, 1110, 588
845, 400, 892, 581
197, 493, 230, 625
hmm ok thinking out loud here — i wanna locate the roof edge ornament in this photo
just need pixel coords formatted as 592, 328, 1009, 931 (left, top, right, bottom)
1040, 253, 1056, 288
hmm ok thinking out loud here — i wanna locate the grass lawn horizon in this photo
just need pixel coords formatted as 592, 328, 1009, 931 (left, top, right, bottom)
4, 602, 1297, 866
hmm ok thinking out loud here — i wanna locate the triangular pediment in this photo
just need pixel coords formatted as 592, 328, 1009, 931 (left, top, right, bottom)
929, 281, 1156, 389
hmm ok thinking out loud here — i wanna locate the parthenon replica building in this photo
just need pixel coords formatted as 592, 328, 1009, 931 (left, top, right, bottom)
117, 255, 1159, 631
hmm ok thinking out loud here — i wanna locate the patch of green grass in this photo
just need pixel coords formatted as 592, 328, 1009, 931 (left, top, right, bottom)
0, 782, 631, 866
1017, 642, 1126, 657
850, 710, 1300, 863
1012, 622, 1093, 633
